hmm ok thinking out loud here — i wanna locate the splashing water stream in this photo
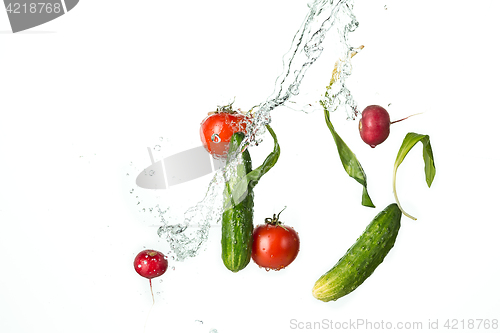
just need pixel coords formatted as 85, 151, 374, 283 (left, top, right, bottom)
154, 0, 360, 261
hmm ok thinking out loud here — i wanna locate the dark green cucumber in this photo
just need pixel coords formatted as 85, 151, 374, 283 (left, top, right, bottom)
312, 203, 402, 302
221, 132, 254, 272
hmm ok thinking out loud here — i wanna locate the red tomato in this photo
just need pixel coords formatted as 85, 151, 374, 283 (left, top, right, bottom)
200, 112, 248, 159
252, 213, 300, 271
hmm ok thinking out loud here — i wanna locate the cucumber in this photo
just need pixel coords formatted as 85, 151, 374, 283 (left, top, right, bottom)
221, 132, 254, 272
312, 203, 402, 302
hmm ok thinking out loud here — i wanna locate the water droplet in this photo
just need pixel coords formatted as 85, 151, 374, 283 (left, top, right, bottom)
211, 133, 221, 143
159, 137, 163, 141
209, 329, 218, 333
154, 145, 161, 151
290, 83, 300, 95
129, 189, 134, 194
149, 170, 155, 176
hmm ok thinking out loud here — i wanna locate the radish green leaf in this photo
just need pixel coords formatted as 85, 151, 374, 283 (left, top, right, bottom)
393, 132, 436, 220
324, 109, 375, 208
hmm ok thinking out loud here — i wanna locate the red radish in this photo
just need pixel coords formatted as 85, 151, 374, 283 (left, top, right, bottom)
134, 249, 168, 303
359, 105, 421, 148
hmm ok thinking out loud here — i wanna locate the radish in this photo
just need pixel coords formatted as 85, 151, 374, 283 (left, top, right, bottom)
134, 249, 168, 303
358, 105, 421, 148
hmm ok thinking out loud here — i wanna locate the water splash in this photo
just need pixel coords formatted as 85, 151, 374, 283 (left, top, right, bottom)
157, 169, 226, 261
243, 0, 359, 148
149, 0, 360, 261
320, 43, 364, 120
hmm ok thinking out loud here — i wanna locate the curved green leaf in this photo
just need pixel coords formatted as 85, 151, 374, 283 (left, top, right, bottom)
324, 109, 375, 208
393, 132, 436, 220
226, 124, 280, 208
247, 124, 281, 189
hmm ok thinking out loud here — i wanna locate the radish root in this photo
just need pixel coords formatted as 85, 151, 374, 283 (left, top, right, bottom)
390, 112, 424, 125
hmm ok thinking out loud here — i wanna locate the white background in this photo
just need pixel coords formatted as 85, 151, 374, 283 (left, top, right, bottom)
1, 1, 499, 332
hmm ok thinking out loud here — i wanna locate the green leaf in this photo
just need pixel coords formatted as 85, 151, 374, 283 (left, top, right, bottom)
246, 124, 281, 189
228, 124, 280, 207
393, 132, 436, 220
324, 108, 375, 208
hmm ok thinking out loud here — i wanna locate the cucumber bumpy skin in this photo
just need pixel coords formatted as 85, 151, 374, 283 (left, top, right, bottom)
312, 203, 402, 302
221, 132, 254, 272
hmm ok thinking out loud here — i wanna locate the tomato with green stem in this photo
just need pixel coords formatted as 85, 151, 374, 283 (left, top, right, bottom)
251, 208, 300, 271
200, 102, 249, 159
